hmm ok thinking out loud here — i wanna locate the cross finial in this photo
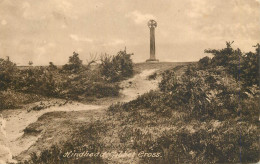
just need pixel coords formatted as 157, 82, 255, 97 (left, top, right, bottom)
148, 19, 157, 29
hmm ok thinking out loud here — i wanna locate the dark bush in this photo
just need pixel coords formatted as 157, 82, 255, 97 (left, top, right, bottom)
159, 70, 177, 92
0, 90, 44, 110
241, 46, 259, 86
62, 52, 83, 72
198, 56, 211, 68
100, 50, 133, 82
48, 62, 57, 70
0, 49, 132, 106
0, 58, 17, 91
135, 121, 259, 164
205, 42, 259, 86
14, 67, 57, 97
148, 72, 157, 80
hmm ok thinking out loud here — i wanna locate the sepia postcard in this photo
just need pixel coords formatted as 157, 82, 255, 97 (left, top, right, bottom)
0, 0, 259, 163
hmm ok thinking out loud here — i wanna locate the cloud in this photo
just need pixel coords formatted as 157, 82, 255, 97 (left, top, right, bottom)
69, 34, 93, 42
1, 20, 7, 25
22, 2, 31, 9
61, 24, 67, 29
95, 2, 104, 9
48, 42, 56, 48
21, 0, 78, 20
103, 39, 124, 46
187, 0, 215, 18
182, 0, 260, 44
126, 10, 156, 24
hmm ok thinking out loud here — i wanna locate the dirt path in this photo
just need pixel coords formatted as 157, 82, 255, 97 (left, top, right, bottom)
119, 69, 159, 102
2, 103, 106, 157
0, 68, 159, 163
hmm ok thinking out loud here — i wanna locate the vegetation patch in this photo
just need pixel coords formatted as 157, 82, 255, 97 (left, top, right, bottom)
106, 42, 259, 163
14, 43, 259, 163
0, 50, 134, 110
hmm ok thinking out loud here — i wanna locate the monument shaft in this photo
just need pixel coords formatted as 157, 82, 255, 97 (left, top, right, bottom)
146, 19, 158, 62
150, 27, 155, 60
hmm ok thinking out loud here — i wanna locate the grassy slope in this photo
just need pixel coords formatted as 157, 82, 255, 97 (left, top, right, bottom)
16, 109, 106, 162
15, 62, 190, 164
105, 64, 259, 163
0, 90, 47, 110
15, 61, 259, 163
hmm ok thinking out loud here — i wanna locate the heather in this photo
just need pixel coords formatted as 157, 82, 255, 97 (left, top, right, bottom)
13, 43, 259, 163
107, 43, 259, 163
0, 50, 133, 110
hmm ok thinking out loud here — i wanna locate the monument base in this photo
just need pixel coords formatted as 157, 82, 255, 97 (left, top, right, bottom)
146, 59, 159, 63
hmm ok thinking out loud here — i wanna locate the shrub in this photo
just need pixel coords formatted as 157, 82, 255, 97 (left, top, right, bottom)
0, 90, 21, 109
241, 46, 259, 86
14, 67, 57, 97
159, 70, 177, 92
87, 82, 120, 98
0, 58, 17, 91
148, 72, 157, 80
205, 42, 259, 86
100, 50, 133, 82
135, 121, 259, 164
62, 52, 83, 72
48, 62, 57, 70
0, 90, 44, 110
198, 56, 211, 68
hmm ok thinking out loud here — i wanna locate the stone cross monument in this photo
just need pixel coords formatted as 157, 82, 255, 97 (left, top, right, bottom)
146, 19, 159, 62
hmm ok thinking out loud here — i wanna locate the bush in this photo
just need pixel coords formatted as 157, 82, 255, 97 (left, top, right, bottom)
62, 52, 83, 72
48, 62, 57, 70
0, 50, 131, 104
87, 82, 120, 98
0, 58, 17, 91
241, 48, 259, 86
100, 50, 133, 82
198, 56, 211, 68
0, 90, 44, 110
0, 90, 21, 109
135, 121, 259, 164
148, 72, 157, 80
55, 69, 120, 100
14, 67, 57, 97
205, 42, 259, 86
159, 70, 177, 92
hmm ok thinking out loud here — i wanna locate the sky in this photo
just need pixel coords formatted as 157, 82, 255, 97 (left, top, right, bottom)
0, 0, 259, 65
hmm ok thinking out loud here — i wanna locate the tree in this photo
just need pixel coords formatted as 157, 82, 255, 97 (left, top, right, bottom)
69, 52, 82, 66
62, 52, 83, 72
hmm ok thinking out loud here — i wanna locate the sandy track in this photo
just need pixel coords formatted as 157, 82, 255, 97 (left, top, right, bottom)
3, 103, 106, 157
120, 69, 159, 102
